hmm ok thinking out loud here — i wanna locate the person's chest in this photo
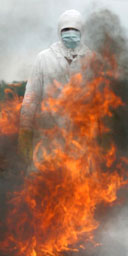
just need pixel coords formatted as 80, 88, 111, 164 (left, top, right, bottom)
41, 51, 83, 98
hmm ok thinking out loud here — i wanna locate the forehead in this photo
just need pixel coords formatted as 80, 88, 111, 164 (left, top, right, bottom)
61, 28, 80, 32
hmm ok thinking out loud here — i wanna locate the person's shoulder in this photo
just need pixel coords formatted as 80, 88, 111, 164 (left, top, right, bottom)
37, 42, 60, 58
82, 44, 92, 55
50, 41, 61, 51
37, 48, 51, 58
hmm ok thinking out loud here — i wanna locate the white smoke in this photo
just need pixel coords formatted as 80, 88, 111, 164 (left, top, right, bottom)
0, 0, 128, 81
0, 1, 128, 256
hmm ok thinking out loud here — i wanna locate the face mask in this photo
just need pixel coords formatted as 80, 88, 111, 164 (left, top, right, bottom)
61, 29, 81, 49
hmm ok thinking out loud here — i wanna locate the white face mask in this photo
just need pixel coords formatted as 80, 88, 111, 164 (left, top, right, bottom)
61, 29, 81, 49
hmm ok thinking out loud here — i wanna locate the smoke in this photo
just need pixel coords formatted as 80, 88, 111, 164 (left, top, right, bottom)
0, 0, 128, 81
83, 9, 128, 150
0, 0, 87, 82
0, 5, 128, 256
81, 8, 128, 256
0, 0, 57, 81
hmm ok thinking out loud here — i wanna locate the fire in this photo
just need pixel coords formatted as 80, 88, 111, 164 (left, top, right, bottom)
0, 87, 22, 135
1, 52, 128, 256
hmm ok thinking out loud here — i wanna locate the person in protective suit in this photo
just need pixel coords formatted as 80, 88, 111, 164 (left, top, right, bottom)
19, 9, 92, 169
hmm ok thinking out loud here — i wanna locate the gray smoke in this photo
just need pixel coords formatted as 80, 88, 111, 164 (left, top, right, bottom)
0, 0, 128, 82
0, 3, 128, 256
83, 9, 128, 151
81, 8, 128, 256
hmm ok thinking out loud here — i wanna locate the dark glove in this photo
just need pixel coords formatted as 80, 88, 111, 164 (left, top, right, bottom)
18, 128, 33, 163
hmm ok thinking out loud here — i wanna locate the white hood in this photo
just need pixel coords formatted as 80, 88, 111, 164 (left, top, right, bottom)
58, 9, 84, 35
57, 9, 85, 57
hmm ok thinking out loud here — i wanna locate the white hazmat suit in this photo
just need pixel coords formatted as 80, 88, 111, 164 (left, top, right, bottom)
19, 10, 92, 170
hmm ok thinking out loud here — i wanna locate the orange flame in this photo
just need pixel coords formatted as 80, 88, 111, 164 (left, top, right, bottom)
1, 53, 128, 256
0, 88, 22, 135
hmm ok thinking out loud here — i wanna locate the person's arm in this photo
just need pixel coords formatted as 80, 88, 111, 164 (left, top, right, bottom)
18, 53, 43, 162
20, 53, 43, 130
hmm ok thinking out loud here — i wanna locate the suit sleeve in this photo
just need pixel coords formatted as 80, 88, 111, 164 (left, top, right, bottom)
20, 53, 43, 130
